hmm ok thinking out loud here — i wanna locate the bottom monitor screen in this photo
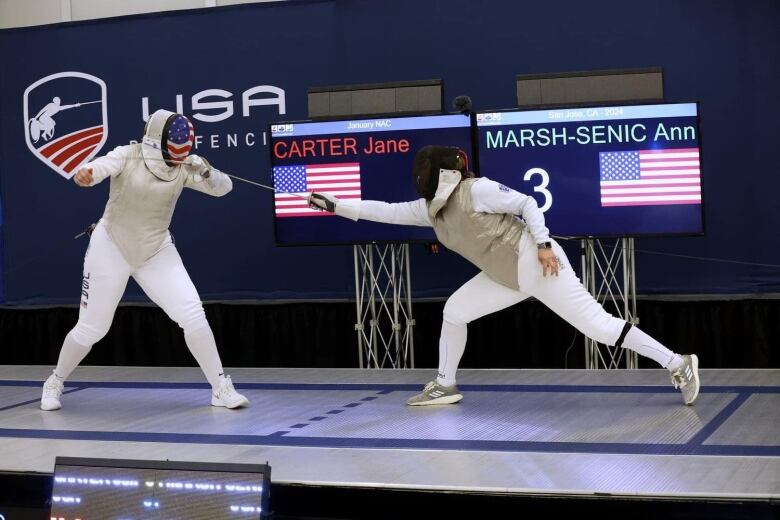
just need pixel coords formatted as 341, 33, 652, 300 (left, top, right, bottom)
50, 458, 270, 519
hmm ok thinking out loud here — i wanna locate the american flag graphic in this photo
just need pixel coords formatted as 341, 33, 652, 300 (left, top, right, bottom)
36, 125, 105, 174
273, 162, 361, 217
599, 148, 701, 207
165, 115, 194, 163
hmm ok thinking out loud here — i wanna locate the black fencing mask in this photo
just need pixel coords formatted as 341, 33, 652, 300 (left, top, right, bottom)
412, 145, 468, 200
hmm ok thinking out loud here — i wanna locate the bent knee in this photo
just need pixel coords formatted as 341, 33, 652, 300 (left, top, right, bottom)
443, 300, 471, 327
585, 316, 626, 346
70, 323, 107, 347
177, 304, 209, 335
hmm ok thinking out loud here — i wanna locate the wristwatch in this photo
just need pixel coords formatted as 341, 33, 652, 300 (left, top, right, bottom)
537, 241, 552, 250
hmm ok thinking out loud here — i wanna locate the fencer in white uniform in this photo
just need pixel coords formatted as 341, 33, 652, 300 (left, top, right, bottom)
41, 109, 249, 410
309, 145, 700, 406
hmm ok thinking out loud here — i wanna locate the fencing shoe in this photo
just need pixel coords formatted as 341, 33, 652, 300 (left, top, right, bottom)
406, 380, 463, 406
41, 372, 64, 411
670, 354, 700, 405
211, 375, 249, 409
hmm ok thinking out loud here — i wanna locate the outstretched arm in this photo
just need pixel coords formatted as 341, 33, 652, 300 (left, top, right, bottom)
183, 155, 232, 197
309, 194, 432, 227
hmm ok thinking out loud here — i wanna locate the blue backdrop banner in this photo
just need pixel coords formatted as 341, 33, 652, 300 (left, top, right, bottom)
0, 0, 778, 305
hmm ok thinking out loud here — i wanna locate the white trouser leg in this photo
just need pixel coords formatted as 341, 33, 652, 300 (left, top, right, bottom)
438, 271, 530, 385
622, 326, 683, 369
436, 320, 467, 386
133, 237, 224, 389
517, 237, 678, 366
57, 222, 130, 379
53, 333, 92, 380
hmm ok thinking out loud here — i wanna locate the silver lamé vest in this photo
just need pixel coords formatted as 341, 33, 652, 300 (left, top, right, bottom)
428, 178, 525, 289
101, 144, 187, 267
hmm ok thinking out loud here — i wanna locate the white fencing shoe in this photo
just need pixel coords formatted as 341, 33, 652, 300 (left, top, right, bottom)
211, 375, 249, 409
41, 372, 64, 411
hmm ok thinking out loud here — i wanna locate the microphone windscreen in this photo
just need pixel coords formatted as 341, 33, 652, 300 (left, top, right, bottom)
452, 95, 472, 113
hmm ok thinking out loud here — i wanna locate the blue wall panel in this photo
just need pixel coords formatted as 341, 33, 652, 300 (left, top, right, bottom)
0, 0, 777, 304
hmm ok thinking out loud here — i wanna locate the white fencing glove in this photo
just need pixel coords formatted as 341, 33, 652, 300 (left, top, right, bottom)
185, 155, 213, 181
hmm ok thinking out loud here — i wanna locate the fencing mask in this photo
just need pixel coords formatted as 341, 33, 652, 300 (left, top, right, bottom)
142, 109, 195, 181
412, 145, 469, 200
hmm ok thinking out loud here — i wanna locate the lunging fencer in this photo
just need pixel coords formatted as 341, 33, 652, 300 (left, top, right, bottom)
40, 109, 249, 411
309, 145, 700, 406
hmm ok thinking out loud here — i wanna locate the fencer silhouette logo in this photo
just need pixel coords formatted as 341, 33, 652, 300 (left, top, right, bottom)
23, 71, 108, 179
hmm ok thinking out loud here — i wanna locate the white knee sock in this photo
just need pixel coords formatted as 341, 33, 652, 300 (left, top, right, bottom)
184, 326, 225, 390
622, 326, 683, 370
53, 332, 93, 380
436, 319, 467, 387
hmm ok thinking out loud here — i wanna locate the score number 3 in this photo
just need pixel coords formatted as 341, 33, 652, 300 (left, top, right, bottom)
523, 168, 553, 212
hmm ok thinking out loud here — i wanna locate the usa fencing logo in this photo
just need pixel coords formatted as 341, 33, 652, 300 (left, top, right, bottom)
23, 72, 108, 179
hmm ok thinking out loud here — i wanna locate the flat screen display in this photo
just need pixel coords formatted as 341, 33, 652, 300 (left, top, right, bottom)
50, 457, 270, 519
475, 102, 703, 237
269, 114, 472, 245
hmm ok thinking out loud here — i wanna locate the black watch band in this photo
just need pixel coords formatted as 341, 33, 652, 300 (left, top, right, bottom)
537, 241, 552, 250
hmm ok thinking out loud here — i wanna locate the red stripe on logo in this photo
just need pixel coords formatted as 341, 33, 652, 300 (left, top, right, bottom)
52, 134, 103, 167
62, 144, 99, 173
39, 127, 103, 158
